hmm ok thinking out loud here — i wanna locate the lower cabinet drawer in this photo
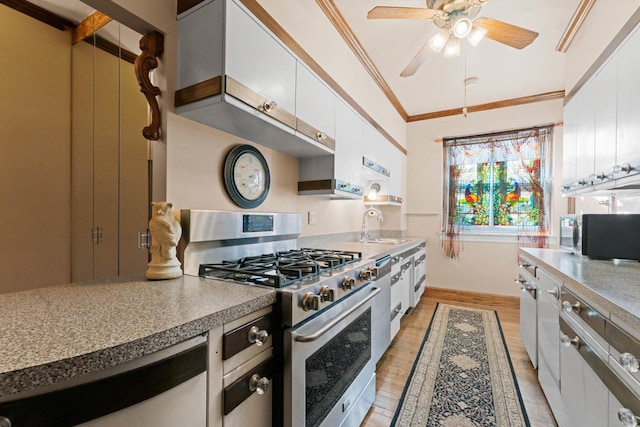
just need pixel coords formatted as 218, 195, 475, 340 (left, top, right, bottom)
223, 349, 273, 427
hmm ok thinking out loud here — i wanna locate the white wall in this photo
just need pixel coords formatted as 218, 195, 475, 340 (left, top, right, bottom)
406, 100, 564, 297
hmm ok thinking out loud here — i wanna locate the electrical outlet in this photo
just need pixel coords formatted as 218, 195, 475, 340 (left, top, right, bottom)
308, 211, 317, 225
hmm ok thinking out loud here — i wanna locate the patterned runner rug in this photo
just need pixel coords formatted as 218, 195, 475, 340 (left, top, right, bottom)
391, 304, 530, 427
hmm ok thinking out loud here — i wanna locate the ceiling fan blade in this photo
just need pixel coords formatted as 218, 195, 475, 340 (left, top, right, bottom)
474, 17, 539, 49
400, 41, 431, 77
367, 6, 438, 20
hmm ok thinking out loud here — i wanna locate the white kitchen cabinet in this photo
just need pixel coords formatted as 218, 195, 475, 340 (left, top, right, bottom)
616, 26, 640, 173
177, 0, 331, 159
334, 100, 364, 186
0, 336, 208, 426
562, 98, 577, 191
536, 268, 562, 421
575, 80, 596, 184
593, 56, 618, 181
559, 319, 608, 427
209, 306, 274, 427
296, 62, 336, 144
225, 0, 296, 122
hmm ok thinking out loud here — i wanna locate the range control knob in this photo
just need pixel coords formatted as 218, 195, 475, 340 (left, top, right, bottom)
359, 266, 377, 281
319, 285, 334, 302
342, 276, 355, 290
301, 292, 321, 311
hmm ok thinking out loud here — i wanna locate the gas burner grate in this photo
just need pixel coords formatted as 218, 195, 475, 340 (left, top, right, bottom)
198, 248, 362, 287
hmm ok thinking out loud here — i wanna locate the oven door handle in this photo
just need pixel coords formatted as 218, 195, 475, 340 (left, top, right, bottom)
293, 286, 380, 343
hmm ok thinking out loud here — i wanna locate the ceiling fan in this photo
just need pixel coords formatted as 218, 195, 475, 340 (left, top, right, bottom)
367, 0, 539, 77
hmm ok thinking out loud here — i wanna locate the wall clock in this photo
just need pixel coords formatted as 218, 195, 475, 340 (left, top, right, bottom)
223, 144, 270, 209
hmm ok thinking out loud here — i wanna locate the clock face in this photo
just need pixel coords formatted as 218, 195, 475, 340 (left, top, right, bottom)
224, 145, 270, 208
234, 152, 267, 200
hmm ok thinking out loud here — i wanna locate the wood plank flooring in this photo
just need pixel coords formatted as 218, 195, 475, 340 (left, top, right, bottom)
361, 293, 557, 427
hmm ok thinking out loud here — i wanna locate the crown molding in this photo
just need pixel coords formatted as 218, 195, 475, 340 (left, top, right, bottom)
315, 0, 409, 122
556, 0, 596, 53
407, 90, 565, 122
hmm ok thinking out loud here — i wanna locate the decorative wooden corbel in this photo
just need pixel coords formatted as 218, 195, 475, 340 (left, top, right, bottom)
135, 31, 164, 141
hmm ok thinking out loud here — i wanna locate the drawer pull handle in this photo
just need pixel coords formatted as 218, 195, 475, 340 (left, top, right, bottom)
618, 408, 639, 427
560, 333, 580, 349
620, 352, 640, 373
249, 374, 270, 395
0, 416, 11, 427
562, 300, 581, 314
248, 326, 269, 346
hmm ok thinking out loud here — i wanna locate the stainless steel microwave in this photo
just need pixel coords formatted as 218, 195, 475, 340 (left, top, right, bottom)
562, 214, 640, 260
559, 215, 582, 254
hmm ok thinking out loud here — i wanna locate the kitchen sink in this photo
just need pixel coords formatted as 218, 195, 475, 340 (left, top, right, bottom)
362, 238, 409, 245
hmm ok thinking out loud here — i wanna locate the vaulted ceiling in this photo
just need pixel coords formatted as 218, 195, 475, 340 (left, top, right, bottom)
320, 0, 585, 120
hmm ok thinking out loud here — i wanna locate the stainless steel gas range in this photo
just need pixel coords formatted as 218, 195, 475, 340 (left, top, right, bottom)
178, 210, 381, 427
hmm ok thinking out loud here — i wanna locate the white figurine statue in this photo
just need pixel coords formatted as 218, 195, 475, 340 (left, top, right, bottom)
146, 201, 183, 280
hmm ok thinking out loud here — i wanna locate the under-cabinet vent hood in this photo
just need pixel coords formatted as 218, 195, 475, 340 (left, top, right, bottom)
297, 155, 364, 199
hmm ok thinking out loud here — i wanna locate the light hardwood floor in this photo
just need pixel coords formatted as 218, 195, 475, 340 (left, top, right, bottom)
361, 294, 557, 427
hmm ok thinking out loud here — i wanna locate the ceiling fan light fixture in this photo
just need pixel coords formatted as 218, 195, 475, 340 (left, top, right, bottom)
428, 29, 450, 53
451, 17, 472, 39
467, 24, 488, 46
443, 37, 460, 58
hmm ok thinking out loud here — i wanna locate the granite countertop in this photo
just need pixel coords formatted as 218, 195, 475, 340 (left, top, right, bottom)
0, 238, 426, 401
520, 248, 640, 339
0, 273, 275, 399
306, 238, 425, 260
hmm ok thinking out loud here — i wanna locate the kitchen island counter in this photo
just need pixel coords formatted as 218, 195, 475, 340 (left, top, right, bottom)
0, 273, 275, 399
521, 248, 640, 339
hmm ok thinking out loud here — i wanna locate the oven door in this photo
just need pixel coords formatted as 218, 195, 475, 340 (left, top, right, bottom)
284, 283, 380, 427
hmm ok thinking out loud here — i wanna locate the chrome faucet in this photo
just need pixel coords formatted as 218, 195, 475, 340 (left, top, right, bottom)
360, 207, 384, 242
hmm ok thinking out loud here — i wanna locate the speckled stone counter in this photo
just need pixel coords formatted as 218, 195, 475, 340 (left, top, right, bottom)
0, 274, 275, 399
520, 248, 640, 339
299, 238, 426, 260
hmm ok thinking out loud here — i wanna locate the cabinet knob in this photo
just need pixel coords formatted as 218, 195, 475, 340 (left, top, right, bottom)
618, 408, 639, 427
247, 326, 269, 347
315, 131, 327, 141
546, 287, 560, 299
562, 300, 581, 314
0, 416, 11, 427
560, 333, 580, 349
620, 352, 640, 373
614, 164, 634, 174
261, 100, 277, 113
249, 374, 270, 395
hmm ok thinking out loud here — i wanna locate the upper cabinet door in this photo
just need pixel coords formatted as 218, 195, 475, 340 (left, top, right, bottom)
562, 99, 577, 189
334, 100, 363, 185
574, 80, 596, 182
225, 0, 296, 118
296, 62, 336, 144
617, 27, 640, 170
593, 57, 618, 179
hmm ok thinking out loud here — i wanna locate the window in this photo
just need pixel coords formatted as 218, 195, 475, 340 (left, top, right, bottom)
443, 126, 552, 241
